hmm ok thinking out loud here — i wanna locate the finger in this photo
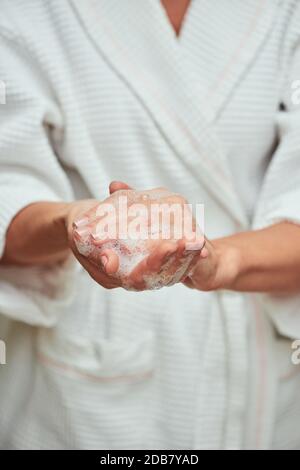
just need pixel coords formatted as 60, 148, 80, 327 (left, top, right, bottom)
88, 268, 120, 289
128, 240, 181, 289
127, 256, 148, 290
73, 251, 121, 289
179, 252, 200, 281
72, 187, 130, 230
72, 202, 101, 229
184, 235, 205, 252
72, 228, 96, 258
109, 181, 132, 195
69, 236, 120, 286
147, 187, 170, 196
159, 238, 187, 277
182, 276, 195, 289
74, 202, 119, 238
200, 246, 209, 258
146, 241, 178, 271
175, 238, 187, 256
98, 248, 119, 275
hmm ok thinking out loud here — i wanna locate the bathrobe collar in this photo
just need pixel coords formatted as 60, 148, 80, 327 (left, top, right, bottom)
69, 0, 276, 228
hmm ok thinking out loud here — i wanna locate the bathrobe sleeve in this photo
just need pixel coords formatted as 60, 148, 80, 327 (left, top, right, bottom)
0, 24, 77, 327
253, 8, 300, 339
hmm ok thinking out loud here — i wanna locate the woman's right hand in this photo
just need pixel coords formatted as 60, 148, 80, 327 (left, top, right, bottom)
65, 196, 122, 289
1, 181, 204, 291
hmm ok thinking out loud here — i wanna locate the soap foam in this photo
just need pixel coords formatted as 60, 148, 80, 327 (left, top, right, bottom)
74, 230, 200, 291
73, 189, 202, 290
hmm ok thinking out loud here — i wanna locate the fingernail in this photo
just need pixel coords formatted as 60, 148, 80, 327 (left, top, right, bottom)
91, 231, 108, 243
73, 217, 89, 229
185, 242, 202, 251
91, 231, 98, 241
100, 255, 108, 267
200, 247, 209, 258
185, 236, 205, 251
74, 227, 90, 238
163, 249, 175, 262
90, 226, 104, 240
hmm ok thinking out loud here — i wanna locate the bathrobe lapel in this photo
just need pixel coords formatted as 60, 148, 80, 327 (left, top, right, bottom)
69, 0, 276, 228
180, 0, 277, 118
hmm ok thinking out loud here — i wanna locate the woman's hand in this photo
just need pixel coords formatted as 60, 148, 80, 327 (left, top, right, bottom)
184, 223, 300, 294
182, 239, 240, 291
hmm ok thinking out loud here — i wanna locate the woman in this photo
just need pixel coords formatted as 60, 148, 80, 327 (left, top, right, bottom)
0, 0, 300, 449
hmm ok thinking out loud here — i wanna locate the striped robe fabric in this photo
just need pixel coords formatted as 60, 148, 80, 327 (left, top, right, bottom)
0, 0, 299, 449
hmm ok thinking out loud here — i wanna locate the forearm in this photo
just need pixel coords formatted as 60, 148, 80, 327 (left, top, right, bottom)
0, 202, 70, 265
214, 222, 300, 293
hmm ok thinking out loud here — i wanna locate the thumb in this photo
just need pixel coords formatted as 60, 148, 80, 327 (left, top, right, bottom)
109, 180, 132, 195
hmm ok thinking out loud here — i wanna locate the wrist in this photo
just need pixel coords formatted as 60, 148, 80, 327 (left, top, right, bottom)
1, 201, 73, 265
39, 201, 73, 261
212, 238, 242, 290
53, 202, 72, 245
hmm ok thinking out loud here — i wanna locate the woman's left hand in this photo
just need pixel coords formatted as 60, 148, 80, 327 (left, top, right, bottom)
184, 222, 300, 294
182, 239, 240, 291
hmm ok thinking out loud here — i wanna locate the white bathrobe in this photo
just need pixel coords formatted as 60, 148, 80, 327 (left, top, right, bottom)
0, 0, 300, 449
